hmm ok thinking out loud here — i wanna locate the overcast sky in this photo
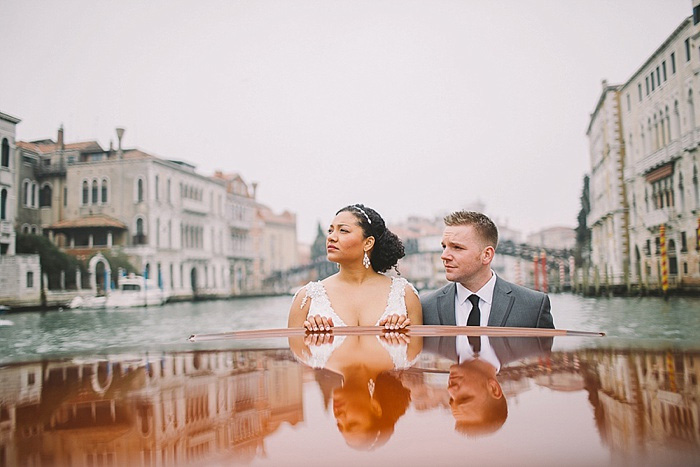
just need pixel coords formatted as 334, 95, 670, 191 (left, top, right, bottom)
0, 0, 691, 243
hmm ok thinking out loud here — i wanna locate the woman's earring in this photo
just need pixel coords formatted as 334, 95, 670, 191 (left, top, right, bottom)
368, 378, 375, 398
363, 251, 371, 269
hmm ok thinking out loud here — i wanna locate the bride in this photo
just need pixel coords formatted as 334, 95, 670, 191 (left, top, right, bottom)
288, 204, 422, 331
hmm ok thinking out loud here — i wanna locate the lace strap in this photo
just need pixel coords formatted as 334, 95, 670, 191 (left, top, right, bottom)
299, 281, 327, 309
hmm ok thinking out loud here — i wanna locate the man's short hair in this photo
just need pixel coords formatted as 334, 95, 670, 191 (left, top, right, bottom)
443, 210, 499, 249
453, 396, 508, 436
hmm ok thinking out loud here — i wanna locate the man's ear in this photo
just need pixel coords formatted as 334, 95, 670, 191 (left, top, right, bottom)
482, 246, 495, 264
487, 378, 503, 400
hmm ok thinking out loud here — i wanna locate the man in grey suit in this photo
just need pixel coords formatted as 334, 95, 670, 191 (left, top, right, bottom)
421, 210, 554, 328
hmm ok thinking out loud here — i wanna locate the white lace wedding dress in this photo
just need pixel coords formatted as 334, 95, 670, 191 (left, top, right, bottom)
296, 276, 419, 370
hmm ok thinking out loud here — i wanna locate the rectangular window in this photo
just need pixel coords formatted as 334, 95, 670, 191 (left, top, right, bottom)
645, 77, 650, 95
638, 83, 642, 101
651, 74, 655, 91
63, 186, 67, 207
681, 232, 688, 252
656, 67, 661, 86
686, 38, 691, 62
662, 61, 667, 81
26, 271, 34, 288
626, 93, 631, 111
694, 5, 700, 25
671, 52, 676, 73
645, 239, 651, 256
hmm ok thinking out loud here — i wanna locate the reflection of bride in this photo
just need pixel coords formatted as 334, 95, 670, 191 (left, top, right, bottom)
290, 333, 421, 449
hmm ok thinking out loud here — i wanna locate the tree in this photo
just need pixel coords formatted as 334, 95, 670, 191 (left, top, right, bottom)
574, 175, 591, 267
15, 234, 84, 289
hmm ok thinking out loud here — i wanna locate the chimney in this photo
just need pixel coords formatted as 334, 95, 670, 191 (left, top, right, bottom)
601, 79, 608, 90
57, 124, 64, 149
116, 127, 125, 159
251, 182, 258, 199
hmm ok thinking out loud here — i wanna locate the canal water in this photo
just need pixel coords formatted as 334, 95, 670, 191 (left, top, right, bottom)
1, 293, 700, 365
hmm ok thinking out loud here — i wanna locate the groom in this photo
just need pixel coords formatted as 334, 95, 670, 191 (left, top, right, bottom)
421, 210, 554, 328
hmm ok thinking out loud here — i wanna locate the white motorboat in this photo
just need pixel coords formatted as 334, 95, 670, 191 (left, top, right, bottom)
69, 275, 168, 309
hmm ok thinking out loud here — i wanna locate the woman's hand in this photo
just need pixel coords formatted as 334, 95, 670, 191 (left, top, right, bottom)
380, 331, 411, 346
378, 314, 410, 330
304, 314, 334, 332
304, 332, 334, 347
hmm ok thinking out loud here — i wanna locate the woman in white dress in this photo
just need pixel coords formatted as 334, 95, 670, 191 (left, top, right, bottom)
288, 204, 422, 331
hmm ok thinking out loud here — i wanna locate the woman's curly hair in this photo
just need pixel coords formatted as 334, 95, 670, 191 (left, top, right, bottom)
336, 204, 405, 273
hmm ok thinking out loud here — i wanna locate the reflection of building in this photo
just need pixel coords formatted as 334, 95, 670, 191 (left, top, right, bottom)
579, 348, 700, 459
0, 350, 303, 466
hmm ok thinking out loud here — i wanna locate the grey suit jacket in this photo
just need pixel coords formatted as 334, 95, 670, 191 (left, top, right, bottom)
421, 276, 554, 328
422, 335, 553, 366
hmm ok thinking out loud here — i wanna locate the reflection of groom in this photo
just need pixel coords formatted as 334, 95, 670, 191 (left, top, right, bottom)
421, 210, 554, 328
424, 335, 552, 435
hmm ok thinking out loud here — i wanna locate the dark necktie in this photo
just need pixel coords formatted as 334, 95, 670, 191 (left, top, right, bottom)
467, 294, 481, 354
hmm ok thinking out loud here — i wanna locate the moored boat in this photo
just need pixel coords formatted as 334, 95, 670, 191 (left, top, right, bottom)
69, 274, 168, 309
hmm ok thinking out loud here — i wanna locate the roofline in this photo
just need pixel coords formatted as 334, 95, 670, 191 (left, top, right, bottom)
0, 111, 21, 124
622, 16, 692, 89
586, 84, 622, 135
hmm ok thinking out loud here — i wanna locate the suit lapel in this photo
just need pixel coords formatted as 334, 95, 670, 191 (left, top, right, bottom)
437, 283, 457, 326
488, 277, 514, 327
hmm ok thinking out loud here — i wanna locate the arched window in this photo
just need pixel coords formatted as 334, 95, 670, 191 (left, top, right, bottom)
82, 180, 89, 205
0, 188, 7, 220
137, 178, 144, 203
101, 178, 109, 204
23, 180, 29, 206
134, 217, 146, 245
31, 182, 37, 208
39, 184, 52, 207
91, 179, 98, 204
688, 88, 696, 131
1, 138, 8, 168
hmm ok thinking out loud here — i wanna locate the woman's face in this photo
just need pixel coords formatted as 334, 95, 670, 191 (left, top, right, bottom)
332, 387, 380, 446
326, 211, 370, 265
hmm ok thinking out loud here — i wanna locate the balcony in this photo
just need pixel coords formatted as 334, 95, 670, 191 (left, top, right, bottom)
635, 140, 680, 176
643, 208, 677, 229
0, 220, 13, 234
35, 162, 67, 177
181, 198, 208, 215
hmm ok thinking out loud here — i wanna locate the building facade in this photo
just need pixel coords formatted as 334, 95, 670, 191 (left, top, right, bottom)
16, 127, 232, 300
0, 111, 21, 255
213, 171, 258, 295
587, 9, 700, 292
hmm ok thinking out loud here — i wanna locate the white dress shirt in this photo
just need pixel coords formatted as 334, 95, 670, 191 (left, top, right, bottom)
456, 335, 501, 371
454, 271, 497, 327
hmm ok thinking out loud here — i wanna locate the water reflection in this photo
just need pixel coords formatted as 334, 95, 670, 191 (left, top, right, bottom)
420, 336, 552, 435
0, 339, 699, 465
290, 333, 421, 449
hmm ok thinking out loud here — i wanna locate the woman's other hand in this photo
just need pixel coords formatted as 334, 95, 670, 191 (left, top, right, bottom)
378, 314, 410, 330
304, 314, 335, 332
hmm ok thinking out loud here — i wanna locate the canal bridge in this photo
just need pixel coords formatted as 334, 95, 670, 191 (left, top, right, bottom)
264, 239, 575, 295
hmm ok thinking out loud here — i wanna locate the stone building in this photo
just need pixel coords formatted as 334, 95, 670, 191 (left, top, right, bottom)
0, 111, 41, 307
16, 127, 231, 300
587, 6, 700, 292
253, 206, 298, 293
0, 111, 21, 254
213, 171, 258, 295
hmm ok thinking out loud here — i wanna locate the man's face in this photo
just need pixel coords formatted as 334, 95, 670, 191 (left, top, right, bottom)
440, 225, 490, 286
447, 363, 493, 424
